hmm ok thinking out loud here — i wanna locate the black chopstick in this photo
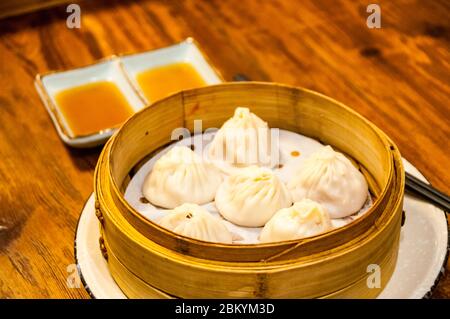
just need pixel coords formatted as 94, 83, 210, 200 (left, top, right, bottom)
232, 73, 252, 82
405, 172, 450, 212
406, 172, 449, 202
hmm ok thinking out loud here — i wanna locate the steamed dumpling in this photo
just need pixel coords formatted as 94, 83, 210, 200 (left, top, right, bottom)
208, 107, 275, 173
215, 166, 292, 227
287, 146, 368, 218
158, 203, 233, 244
260, 199, 332, 243
142, 146, 222, 209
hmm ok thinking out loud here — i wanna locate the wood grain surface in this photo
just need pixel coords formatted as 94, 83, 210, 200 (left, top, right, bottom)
0, 0, 71, 19
0, 0, 448, 299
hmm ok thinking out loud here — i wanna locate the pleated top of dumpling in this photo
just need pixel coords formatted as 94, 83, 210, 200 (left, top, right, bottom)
260, 199, 332, 243
287, 146, 368, 218
158, 203, 233, 244
208, 107, 275, 173
142, 146, 222, 209
215, 166, 292, 227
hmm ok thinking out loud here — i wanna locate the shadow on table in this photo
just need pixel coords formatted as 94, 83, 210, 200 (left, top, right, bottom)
65, 143, 105, 172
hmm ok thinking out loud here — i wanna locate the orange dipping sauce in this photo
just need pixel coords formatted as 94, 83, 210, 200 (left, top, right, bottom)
136, 62, 206, 102
55, 81, 134, 136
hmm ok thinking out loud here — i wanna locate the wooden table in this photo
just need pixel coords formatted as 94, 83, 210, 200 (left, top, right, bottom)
0, 0, 448, 299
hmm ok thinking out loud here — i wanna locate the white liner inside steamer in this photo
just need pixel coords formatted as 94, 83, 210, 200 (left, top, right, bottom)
124, 130, 372, 244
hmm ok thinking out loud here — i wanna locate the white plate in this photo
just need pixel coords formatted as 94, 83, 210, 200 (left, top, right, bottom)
75, 159, 448, 299
35, 58, 145, 148
120, 38, 224, 105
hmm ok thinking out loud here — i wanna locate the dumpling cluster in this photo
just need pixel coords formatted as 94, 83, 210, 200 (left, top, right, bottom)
142, 107, 370, 244
142, 146, 222, 209
287, 145, 368, 219
215, 166, 292, 227
208, 107, 275, 173
260, 199, 332, 243
158, 203, 233, 244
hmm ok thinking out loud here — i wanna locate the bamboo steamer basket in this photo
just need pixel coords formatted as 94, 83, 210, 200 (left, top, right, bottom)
94, 82, 405, 298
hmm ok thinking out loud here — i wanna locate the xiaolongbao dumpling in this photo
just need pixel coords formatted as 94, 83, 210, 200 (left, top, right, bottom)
142, 146, 222, 209
208, 107, 276, 173
215, 166, 292, 227
287, 146, 368, 218
158, 203, 233, 244
260, 199, 332, 243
